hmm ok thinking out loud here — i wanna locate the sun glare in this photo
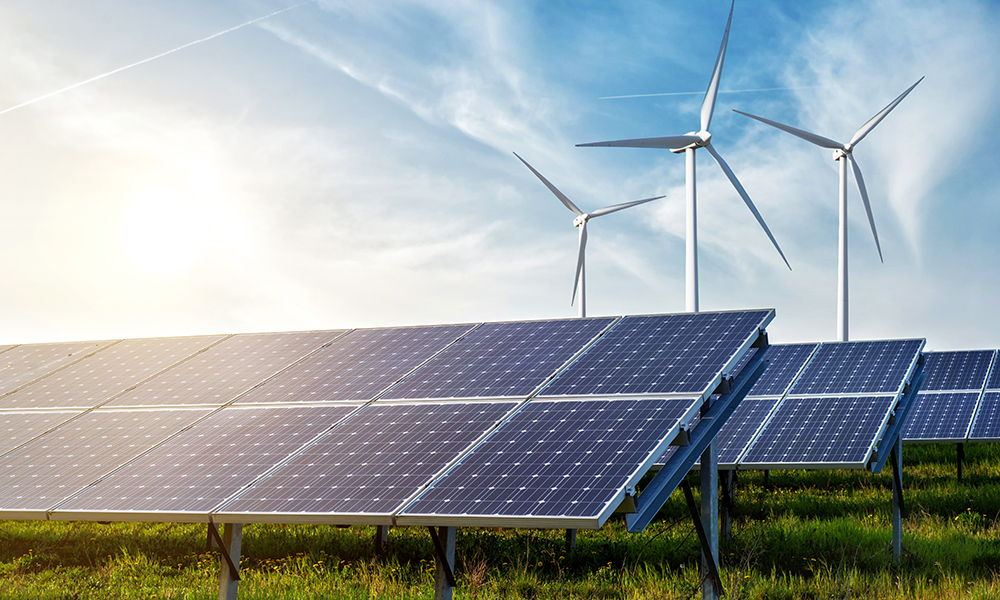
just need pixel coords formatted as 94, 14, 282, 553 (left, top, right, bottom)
120, 189, 206, 273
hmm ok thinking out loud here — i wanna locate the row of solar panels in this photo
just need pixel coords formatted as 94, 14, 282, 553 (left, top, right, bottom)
659, 339, 925, 471
0, 310, 770, 529
902, 349, 1000, 443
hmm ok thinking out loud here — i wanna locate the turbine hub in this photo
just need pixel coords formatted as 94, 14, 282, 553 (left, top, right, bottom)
832, 148, 849, 161
670, 131, 711, 154
573, 214, 589, 227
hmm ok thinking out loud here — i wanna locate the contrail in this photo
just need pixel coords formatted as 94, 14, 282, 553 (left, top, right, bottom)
0, 1, 310, 117
598, 86, 809, 100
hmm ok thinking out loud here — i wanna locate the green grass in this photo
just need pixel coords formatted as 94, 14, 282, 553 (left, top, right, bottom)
3, 444, 1000, 599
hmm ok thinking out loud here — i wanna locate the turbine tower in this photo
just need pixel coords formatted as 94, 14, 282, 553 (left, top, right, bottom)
514, 152, 664, 318
577, 1, 789, 313
734, 77, 922, 341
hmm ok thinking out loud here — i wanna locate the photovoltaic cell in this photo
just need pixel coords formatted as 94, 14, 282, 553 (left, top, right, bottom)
104, 331, 346, 407
716, 397, 784, 465
969, 392, 1000, 441
539, 310, 771, 398
0, 335, 226, 410
740, 396, 896, 468
216, 401, 518, 521
0, 340, 116, 396
382, 318, 615, 400
0, 408, 212, 514
399, 398, 698, 525
743, 344, 818, 397
788, 340, 922, 396
55, 405, 359, 518
987, 355, 1000, 390
920, 350, 994, 392
0, 411, 85, 456
235, 325, 474, 404
902, 392, 979, 442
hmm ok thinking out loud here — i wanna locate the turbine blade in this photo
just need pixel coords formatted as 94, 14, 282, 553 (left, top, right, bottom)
733, 109, 844, 149
850, 77, 924, 147
701, 0, 734, 132
589, 195, 666, 218
576, 135, 702, 149
847, 154, 883, 262
571, 221, 588, 305
705, 142, 792, 270
513, 152, 584, 215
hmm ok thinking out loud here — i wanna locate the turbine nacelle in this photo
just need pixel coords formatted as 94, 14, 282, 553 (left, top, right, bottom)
832, 147, 851, 161
573, 214, 589, 227
669, 131, 712, 154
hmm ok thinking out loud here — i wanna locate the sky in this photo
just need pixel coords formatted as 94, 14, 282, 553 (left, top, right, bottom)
0, 0, 997, 351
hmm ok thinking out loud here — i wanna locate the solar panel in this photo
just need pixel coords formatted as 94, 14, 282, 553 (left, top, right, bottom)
538, 310, 772, 398
0, 335, 226, 410
716, 398, 783, 466
739, 395, 897, 469
920, 350, 994, 392
396, 397, 699, 528
104, 330, 346, 407
969, 392, 1000, 441
987, 353, 1000, 390
743, 344, 819, 397
0, 340, 117, 396
235, 325, 474, 404
381, 318, 615, 401
788, 340, 922, 396
0, 408, 212, 518
902, 392, 980, 442
0, 411, 86, 456
52, 405, 360, 521
214, 401, 519, 524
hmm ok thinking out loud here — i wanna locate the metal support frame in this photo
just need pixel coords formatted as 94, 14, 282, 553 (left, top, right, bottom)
429, 526, 456, 600
700, 437, 720, 600
720, 469, 736, 541
565, 529, 577, 555
957, 443, 965, 482
891, 436, 904, 564
208, 522, 242, 600
375, 525, 389, 556
682, 480, 724, 598
625, 339, 769, 533
870, 360, 925, 475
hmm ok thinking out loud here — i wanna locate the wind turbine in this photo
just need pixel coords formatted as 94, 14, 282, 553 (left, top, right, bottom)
576, 1, 789, 313
514, 152, 665, 318
733, 77, 923, 341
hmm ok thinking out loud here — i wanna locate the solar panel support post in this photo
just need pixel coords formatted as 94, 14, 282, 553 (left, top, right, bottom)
625, 344, 769, 534
701, 437, 720, 600
891, 436, 903, 565
565, 529, 577, 555
429, 526, 456, 600
721, 469, 736, 541
375, 525, 389, 556
682, 480, 724, 599
209, 522, 242, 600
957, 443, 965, 481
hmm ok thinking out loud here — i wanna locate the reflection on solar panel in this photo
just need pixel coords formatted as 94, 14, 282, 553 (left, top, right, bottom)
789, 340, 922, 396
382, 318, 615, 400
54, 405, 359, 520
0, 340, 116, 396
105, 331, 345, 407
397, 398, 699, 528
0, 335, 225, 410
921, 350, 994, 391
0, 411, 85, 456
216, 401, 518, 524
0, 408, 212, 518
740, 395, 897, 469
235, 325, 474, 404
969, 392, 1000, 441
903, 392, 979, 442
539, 310, 771, 398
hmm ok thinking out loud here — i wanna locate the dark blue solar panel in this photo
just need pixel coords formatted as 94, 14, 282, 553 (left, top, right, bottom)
216, 402, 518, 517
987, 353, 1000, 390
716, 398, 783, 465
741, 395, 895, 467
788, 340, 922, 396
921, 351, 994, 391
400, 398, 696, 521
741, 344, 818, 397
539, 310, 771, 398
56, 405, 359, 515
235, 325, 474, 404
902, 392, 979, 442
382, 318, 615, 400
969, 392, 1000, 440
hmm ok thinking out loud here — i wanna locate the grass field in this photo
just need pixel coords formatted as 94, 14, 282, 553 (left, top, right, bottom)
2, 443, 1000, 599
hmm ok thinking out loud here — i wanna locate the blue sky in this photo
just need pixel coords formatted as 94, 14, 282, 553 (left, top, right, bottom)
0, 0, 996, 350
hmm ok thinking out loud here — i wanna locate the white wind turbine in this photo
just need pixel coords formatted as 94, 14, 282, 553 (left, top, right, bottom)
734, 77, 923, 341
514, 152, 665, 318
577, 1, 789, 313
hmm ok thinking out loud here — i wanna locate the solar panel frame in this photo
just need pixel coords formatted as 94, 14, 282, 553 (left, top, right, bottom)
213, 400, 521, 525
378, 317, 619, 402
536, 309, 774, 401
395, 396, 702, 529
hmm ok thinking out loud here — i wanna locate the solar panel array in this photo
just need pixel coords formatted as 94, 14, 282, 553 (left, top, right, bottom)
902, 350, 998, 443
0, 309, 773, 529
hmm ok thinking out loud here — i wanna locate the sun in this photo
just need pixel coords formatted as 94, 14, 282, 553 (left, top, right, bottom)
120, 189, 206, 273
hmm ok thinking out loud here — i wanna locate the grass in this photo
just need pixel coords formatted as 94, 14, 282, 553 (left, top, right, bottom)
2, 444, 1000, 599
